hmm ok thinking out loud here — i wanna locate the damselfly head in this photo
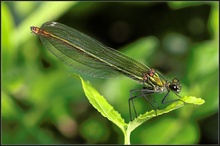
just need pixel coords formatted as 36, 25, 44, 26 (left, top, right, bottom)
169, 78, 181, 93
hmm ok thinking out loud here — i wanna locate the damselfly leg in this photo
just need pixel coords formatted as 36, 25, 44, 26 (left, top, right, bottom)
128, 86, 184, 121
161, 90, 185, 104
129, 88, 160, 121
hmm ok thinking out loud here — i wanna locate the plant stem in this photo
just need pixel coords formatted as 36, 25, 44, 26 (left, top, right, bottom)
124, 129, 131, 145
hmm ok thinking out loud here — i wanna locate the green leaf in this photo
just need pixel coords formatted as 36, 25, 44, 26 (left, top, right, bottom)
128, 95, 204, 130
181, 95, 205, 105
70, 73, 127, 131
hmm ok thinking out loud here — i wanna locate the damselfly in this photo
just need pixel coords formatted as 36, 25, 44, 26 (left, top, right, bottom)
31, 22, 183, 121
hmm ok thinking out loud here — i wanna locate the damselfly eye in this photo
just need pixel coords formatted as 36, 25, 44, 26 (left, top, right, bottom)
169, 78, 181, 93
170, 84, 181, 93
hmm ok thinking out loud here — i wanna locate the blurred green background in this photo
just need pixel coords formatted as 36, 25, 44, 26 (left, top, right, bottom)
1, 1, 218, 144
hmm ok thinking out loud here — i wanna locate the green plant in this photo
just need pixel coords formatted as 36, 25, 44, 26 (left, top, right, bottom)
71, 73, 204, 144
